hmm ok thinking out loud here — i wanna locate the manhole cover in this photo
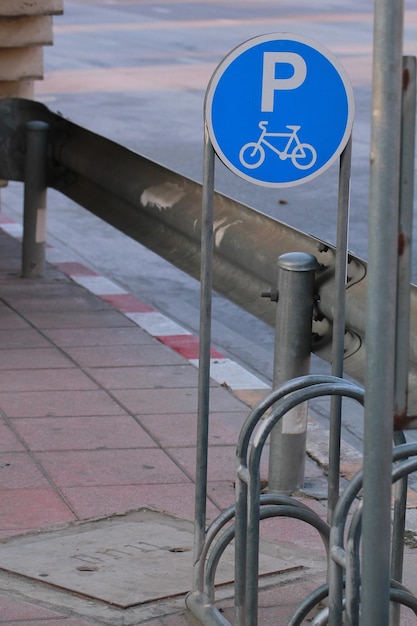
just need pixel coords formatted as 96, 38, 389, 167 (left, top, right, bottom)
0, 509, 295, 608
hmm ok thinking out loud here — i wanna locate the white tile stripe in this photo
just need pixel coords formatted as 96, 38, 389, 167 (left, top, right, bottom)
126, 311, 192, 336
189, 358, 270, 390
71, 274, 128, 295
1, 223, 23, 238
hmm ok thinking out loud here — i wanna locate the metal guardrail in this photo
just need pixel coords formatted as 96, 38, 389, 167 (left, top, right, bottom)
1, 96, 417, 415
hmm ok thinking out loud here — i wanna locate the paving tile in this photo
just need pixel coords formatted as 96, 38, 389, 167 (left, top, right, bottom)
36, 448, 192, 487
0, 593, 67, 620
111, 386, 248, 415
168, 445, 270, 484
166, 446, 237, 484
157, 334, 222, 360
42, 326, 155, 347
295, 496, 328, 518
207, 480, 237, 511
62, 483, 219, 521
216, 578, 326, 624
100, 292, 154, 312
0, 614, 97, 626
62, 343, 186, 367
12, 415, 158, 451
162, 611, 202, 625
0, 389, 126, 418
0, 529, 33, 540
139, 412, 244, 447
0, 329, 51, 349
23, 310, 135, 329
0, 453, 50, 489
0, 308, 30, 330
53, 261, 98, 276
0, 488, 75, 531
0, 368, 98, 392
0, 347, 75, 370
86, 364, 200, 390
0, 423, 26, 452
2, 288, 113, 313
0, 281, 75, 299
111, 387, 197, 415
0, 289, 72, 309
259, 516, 329, 556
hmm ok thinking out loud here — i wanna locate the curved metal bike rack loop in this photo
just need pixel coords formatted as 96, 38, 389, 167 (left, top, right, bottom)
189, 375, 368, 625
326, 443, 417, 626
288, 448, 417, 624
239, 377, 365, 625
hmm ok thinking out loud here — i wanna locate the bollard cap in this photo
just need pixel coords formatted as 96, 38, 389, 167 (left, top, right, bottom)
26, 120, 49, 132
277, 252, 319, 272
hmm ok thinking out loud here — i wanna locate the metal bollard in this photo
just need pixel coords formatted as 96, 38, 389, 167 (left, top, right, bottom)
267, 252, 318, 494
22, 121, 49, 278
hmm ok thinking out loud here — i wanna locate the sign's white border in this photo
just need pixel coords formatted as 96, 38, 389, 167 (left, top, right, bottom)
204, 32, 355, 188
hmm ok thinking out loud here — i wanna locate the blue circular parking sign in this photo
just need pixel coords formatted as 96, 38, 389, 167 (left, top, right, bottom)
205, 33, 354, 188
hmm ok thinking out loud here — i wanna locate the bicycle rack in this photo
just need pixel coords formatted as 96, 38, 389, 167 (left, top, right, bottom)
323, 442, 417, 626
290, 442, 417, 625
187, 375, 361, 625
187, 375, 417, 624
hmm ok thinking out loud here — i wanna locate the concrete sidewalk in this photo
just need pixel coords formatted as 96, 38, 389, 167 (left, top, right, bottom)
0, 215, 416, 625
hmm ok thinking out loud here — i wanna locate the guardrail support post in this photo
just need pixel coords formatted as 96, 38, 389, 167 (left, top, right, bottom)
268, 252, 318, 494
22, 121, 49, 278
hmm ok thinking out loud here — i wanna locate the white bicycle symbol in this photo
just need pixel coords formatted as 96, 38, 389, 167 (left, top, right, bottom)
239, 121, 317, 170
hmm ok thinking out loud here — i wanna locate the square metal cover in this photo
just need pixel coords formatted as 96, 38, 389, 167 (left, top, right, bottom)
0, 509, 295, 608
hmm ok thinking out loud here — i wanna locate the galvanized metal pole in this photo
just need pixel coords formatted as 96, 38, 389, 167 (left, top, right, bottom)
22, 121, 49, 278
390, 54, 416, 626
327, 135, 352, 523
361, 0, 404, 623
394, 55, 416, 431
268, 252, 318, 494
193, 124, 215, 593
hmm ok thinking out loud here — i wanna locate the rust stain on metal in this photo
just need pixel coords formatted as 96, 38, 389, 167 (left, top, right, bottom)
394, 410, 417, 430
398, 231, 406, 256
403, 67, 410, 91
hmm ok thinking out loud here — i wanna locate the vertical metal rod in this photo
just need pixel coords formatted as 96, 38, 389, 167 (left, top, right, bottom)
361, 0, 404, 623
327, 135, 352, 524
268, 252, 318, 494
394, 55, 416, 430
22, 121, 49, 278
193, 124, 215, 593
390, 55, 416, 626
390, 431, 407, 626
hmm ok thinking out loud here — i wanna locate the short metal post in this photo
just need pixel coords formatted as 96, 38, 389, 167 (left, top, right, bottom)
22, 121, 49, 278
268, 252, 318, 494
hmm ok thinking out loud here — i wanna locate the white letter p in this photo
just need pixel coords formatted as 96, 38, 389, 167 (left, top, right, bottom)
261, 52, 307, 112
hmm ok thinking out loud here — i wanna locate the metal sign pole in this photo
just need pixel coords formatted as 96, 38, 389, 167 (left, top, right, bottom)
193, 123, 215, 593
394, 56, 416, 429
390, 54, 416, 626
327, 134, 352, 523
361, 0, 404, 623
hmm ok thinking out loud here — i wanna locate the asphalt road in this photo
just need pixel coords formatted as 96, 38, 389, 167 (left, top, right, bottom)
3, 0, 417, 453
